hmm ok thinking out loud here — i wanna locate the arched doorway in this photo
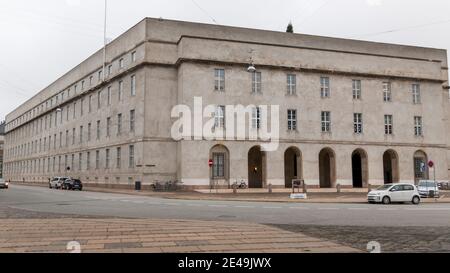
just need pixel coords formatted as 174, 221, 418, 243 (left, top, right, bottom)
352, 149, 368, 188
248, 146, 266, 188
319, 148, 336, 188
413, 150, 428, 184
284, 147, 302, 188
209, 145, 230, 188
383, 149, 399, 184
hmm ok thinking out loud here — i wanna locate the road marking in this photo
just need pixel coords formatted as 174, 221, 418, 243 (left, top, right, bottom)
234, 205, 255, 208
187, 204, 201, 207
377, 208, 397, 211
208, 205, 228, 208
318, 208, 339, 210
288, 207, 310, 210
263, 206, 282, 209
348, 208, 369, 210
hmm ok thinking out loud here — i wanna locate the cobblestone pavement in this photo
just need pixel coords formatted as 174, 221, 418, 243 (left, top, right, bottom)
271, 224, 450, 253
0, 206, 359, 253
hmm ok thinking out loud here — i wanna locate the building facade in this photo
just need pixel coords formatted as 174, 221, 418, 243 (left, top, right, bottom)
3, 18, 450, 189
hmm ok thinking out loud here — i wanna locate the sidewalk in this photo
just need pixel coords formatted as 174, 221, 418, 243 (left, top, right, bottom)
0, 218, 360, 253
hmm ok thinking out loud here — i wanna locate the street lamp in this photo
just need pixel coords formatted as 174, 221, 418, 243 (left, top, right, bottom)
247, 49, 256, 73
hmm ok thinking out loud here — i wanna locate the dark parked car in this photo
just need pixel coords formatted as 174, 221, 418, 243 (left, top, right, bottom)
62, 179, 83, 191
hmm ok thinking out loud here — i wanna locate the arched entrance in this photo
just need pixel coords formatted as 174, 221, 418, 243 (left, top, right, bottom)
209, 145, 230, 188
413, 150, 429, 184
319, 148, 336, 188
284, 147, 302, 188
352, 149, 368, 188
248, 146, 266, 188
383, 149, 399, 184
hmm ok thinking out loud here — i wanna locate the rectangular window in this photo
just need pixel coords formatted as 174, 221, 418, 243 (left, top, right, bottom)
130, 110, 135, 132
116, 147, 121, 169
117, 114, 122, 135
414, 116, 423, 136
105, 149, 110, 169
118, 81, 123, 101
251, 72, 262, 93
59, 132, 62, 147
321, 111, 331, 132
383, 82, 391, 102
214, 69, 225, 91
71, 154, 74, 171
131, 75, 136, 96
72, 128, 76, 145
119, 58, 124, 69
354, 113, 363, 134
352, 80, 361, 100
81, 80, 85, 91
320, 77, 330, 98
213, 153, 225, 178
214, 106, 225, 129
131, 51, 136, 62
98, 70, 103, 81
95, 150, 100, 169
80, 98, 84, 116
89, 95, 92, 112
64, 155, 68, 171
129, 145, 135, 168
86, 152, 90, 170
79, 153, 82, 171
107, 86, 112, 105
412, 83, 421, 104
252, 107, 261, 129
108, 65, 112, 75
89, 76, 93, 86
97, 91, 102, 109
287, 109, 297, 131
287, 74, 296, 95
88, 123, 91, 141
66, 105, 70, 121
384, 115, 393, 135
96, 120, 100, 139
65, 130, 69, 147
106, 117, 111, 137
79, 126, 83, 143
73, 102, 76, 119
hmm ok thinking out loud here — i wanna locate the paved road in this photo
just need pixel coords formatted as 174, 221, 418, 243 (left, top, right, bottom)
1, 185, 450, 227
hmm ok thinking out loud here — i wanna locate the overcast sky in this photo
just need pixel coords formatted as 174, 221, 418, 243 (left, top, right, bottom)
0, 0, 449, 121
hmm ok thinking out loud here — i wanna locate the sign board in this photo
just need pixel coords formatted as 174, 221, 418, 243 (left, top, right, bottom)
290, 193, 307, 199
208, 159, 213, 168
428, 160, 434, 168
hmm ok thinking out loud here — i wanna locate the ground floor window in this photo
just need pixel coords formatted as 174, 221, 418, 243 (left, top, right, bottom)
213, 153, 225, 178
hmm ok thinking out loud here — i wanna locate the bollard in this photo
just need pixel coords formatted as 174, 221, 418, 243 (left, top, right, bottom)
336, 183, 341, 193
268, 184, 272, 194
232, 183, 237, 194
302, 181, 307, 193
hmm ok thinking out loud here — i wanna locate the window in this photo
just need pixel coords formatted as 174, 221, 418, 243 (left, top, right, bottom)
78, 153, 82, 171
89, 95, 92, 112
74, 85, 77, 94
384, 115, 393, 135
131, 51, 136, 62
320, 77, 330, 98
59, 132, 62, 147
95, 150, 100, 169
251, 107, 261, 129
106, 149, 110, 169
66, 105, 70, 121
98, 70, 103, 81
79, 126, 83, 143
116, 147, 121, 169
212, 153, 225, 178
86, 152, 90, 170
130, 110, 135, 132
321, 111, 331, 132
108, 65, 112, 75
131, 75, 136, 96
287, 74, 296, 95
72, 128, 76, 145
96, 120, 101, 140
71, 154, 74, 171
80, 98, 84, 116
117, 114, 122, 135
65, 130, 69, 147
106, 117, 111, 137
214, 106, 225, 128
251, 72, 262, 93
107, 86, 112, 105
129, 145, 135, 168
214, 69, 225, 91
119, 58, 124, 69
354, 113, 363, 134
414, 116, 423, 136
89, 76, 93, 86
97, 91, 102, 109
287, 109, 297, 131
81, 80, 85, 90
412, 83, 421, 104
88, 123, 91, 141
118, 81, 123, 101
352, 80, 361, 100
383, 82, 391, 102
73, 102, 76, 119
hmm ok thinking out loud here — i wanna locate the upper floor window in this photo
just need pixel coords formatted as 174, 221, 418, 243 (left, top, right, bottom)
106, 117, 111, 137
119, 81, 124, 101
287, 74, 296, 95
352, 80, 361, 100
251, 107, 261, 129
214, 69, 225, 91
383, 82, 391, 102
251, 72, 262, 93
107, 86, 112, 106
287, 109, 297, 131
321, 111, 331, 132
117, 113, 122, 135
131, 51, 136, 62
412, 83, 421, 104
119, 58, 124, 69
98, 70, 103, 81
130, 109, 135, 132
320, 77, 330, 98
97, 91, 102, 109
354, 113, 363, 134
131, 75, 136, 96
384, 115, 393, 135
414, 116, 423, 136
214, 105, 225, 129
89, 76, 93, 85
108, 65, 112, 76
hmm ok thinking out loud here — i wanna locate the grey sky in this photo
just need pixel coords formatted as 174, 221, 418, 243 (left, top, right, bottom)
0, 0, 449, 121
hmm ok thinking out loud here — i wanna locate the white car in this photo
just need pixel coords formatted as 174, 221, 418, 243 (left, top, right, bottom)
417, 180, 440, 198
368, 183, 420, 205
49, 177, 69, 189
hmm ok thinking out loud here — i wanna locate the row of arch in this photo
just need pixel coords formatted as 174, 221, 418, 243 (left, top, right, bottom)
210, 145, 430, 188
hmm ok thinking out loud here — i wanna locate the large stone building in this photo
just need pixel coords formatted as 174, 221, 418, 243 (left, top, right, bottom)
0, 121, 4, 178
3, 18, 450, 189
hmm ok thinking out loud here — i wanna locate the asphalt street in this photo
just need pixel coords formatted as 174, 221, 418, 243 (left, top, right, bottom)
1, 185, 450, 227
